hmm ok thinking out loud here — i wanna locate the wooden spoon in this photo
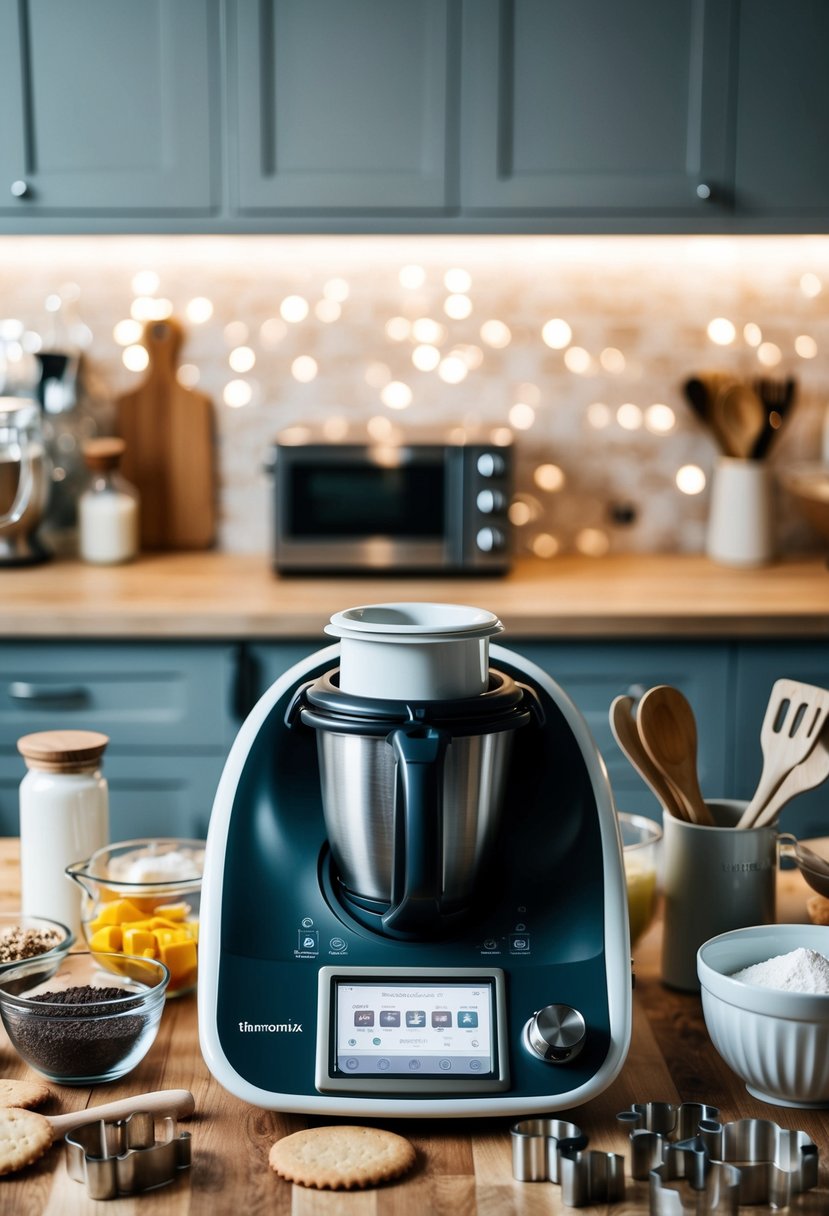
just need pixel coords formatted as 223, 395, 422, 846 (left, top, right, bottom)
0, 1089, 194, 1176
636, 686, 714, 826
715, 382, 766, 460
609, 694, 689, 821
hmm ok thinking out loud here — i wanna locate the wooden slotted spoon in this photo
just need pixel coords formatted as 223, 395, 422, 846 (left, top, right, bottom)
737, 679, 829, 828
740, 722, 829, 830
636, 686, 714, 826
609, 694, 690, 821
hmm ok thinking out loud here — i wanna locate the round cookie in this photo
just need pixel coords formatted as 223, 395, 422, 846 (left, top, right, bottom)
269, 1125, 416, 1190
0, 1079, 51, 1110
0, 1107, 53, 1176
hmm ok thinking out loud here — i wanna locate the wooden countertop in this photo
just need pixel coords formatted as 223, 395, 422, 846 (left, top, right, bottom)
1, 840, 827, 1215
0, 552, 828, 639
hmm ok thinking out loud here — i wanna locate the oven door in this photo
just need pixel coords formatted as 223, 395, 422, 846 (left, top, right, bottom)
273, 444, 461, 572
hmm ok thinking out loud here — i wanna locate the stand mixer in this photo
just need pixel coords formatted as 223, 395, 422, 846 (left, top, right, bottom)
199, 603, 632, 1117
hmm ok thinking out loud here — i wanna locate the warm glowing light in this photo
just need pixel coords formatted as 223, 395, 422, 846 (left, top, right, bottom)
368, 415, 394, 440
707, 317, 736, 345
322, 416, 349, 441
315, 299, 341, 323
381, 380, 413, 409
576, 528, 610, 557
279, 426, 312, 445
412, 344, 441, 371
542, 318, 572, 349
444, 268, 472, 293
599, 347, 626, 374
617, 403, 643, 430
323, 277, 350, 302
490, 427, 513, 446
676, 464, 706, 495
186, 296, 213, 324
399, 264, 426, 289
454, 344, 484, 369
587, 402, 611, 429
21, 331, 41, 353
508, 402, 536, 430
229, 346, 256, 373
412, 317, 445, 345
260, 318, 287, 347
291, 355, 318, 382
644, 403, 676, 433
385, 316, 411, 341
223, 379, 253, 408
365, 362, 391, 388
177, 364, 200, 388
564, 346, 591, 374
509, 501, 532, 526
534, 464, 565, 492
131, 296, 172, 321
113, 319, 142, 346
479, 319, 511, 349
132, 270, 160, 296
280, 295, 309, 323
224, 321, 249, 346
44, 295, 61, 314
743, 322, 762, 347
444, 294, 473, 320
795, 334, 818, 359
800, 272, 822, 298
438, 356, 468, 384
122, 345, 149, 372
757, 342, 782, 367
533, 533, 560, 558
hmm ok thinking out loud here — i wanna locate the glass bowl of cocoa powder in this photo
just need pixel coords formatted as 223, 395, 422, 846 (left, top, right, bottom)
0, 914, 74, 975
0, 950, 169, 1083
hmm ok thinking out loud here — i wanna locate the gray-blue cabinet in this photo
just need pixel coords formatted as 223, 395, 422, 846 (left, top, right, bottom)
460, 0, 733, 216
0, 0, 217, 216
230, 0, 458, 213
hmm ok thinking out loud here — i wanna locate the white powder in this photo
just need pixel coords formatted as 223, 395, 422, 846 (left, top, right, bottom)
731, 947, 829, 994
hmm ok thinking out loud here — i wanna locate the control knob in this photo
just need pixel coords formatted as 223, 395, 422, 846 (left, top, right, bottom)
477, 452, 506, 479
524, 1004, 586, 1063
476, 489, 506, 515
476, 526, 505, 553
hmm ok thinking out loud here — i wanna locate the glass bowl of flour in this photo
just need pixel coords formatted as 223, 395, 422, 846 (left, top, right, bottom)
698, 923, 829, 1108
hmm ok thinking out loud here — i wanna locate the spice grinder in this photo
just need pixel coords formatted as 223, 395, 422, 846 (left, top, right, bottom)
199, 602, 632, 1118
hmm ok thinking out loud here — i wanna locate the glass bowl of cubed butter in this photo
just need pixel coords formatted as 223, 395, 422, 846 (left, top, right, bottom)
66, 839, 204, 997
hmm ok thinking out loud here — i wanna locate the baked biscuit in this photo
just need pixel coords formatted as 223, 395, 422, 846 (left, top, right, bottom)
0, 1079, 51, 1110
269, 1125, 416, 1190
0, 1107, 53, 1175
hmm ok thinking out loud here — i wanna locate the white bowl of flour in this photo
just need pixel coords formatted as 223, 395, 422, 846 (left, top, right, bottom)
698, 923, 829, 1108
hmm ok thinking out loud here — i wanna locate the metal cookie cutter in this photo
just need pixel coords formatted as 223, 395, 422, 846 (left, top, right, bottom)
696, 1117, 819, 1209
65, 1111, 192, 1200
510, 1118, 588, 1183
650, 1147, 741, 1216
616, 1101, 720, 1180
558, 1144, 626, 1207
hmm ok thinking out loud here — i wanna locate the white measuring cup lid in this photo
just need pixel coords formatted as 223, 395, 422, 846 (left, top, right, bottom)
325, 602, 503, 643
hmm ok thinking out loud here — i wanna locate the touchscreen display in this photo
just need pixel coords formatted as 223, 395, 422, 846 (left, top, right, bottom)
333, 979, 496, 1078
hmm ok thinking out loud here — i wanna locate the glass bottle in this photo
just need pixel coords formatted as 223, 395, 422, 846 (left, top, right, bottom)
17, 730, 110, 939
78, 437, 140, 564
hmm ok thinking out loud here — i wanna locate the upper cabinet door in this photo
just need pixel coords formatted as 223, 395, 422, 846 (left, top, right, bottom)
734, 0, 829, 217
0, 0, 216, 215
460, 0, 734, 213
231, 0, 458, 212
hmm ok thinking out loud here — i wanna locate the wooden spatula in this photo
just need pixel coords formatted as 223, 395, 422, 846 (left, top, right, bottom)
116, 318, 216, 550
737, 680, 829, 828
0, 1089, 194, 1175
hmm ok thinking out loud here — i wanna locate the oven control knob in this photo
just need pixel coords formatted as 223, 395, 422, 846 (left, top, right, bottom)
524, 1005, 586, 1063
476, 489, 506, 515
477, 452, 506, 478
476, 526, 505, 553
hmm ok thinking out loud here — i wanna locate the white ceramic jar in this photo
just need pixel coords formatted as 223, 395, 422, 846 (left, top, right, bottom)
17, 730, 110, 938
78, 437, 139, 565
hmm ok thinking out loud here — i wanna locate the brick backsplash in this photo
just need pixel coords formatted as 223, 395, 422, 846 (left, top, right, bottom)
0, 234, 826, 558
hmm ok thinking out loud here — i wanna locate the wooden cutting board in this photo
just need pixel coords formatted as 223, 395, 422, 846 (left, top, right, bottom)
115, 318, 216, 550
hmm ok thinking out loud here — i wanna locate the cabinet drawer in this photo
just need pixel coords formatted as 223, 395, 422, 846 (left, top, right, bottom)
0, 643, 238, 750
507, 641, 732, 820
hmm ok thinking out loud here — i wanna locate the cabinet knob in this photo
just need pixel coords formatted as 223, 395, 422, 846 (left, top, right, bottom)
696, 182, 712, 201
524, 1004, 586, 1063
10, 179, 30, 199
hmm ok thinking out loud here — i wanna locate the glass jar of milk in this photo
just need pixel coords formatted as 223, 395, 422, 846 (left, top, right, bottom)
78, 437, 139, 564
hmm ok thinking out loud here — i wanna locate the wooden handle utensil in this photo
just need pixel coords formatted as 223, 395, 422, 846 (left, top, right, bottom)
636, 686, 714, 826
609, 694, 690, 821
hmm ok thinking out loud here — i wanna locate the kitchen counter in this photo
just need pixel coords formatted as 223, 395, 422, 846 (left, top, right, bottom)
1, 840, 827, 1215
1, 552, 828, 638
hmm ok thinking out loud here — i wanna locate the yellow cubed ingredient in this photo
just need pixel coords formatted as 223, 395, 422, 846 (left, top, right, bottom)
89, 926, 123, 952
95, 899, 146, 926
147, 917, 185, 931
154, 902, 190, 921
159, 939, 198, 984
187, 921, 199, 944
122, 928, 157, 956
142, 948, 157, 958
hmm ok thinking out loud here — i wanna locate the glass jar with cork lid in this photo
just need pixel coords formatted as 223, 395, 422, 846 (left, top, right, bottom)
78, 437, 139, 564
17, 730, 109, 939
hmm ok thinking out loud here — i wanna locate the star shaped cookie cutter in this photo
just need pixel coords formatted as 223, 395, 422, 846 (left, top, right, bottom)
65, 1110, 191, 1201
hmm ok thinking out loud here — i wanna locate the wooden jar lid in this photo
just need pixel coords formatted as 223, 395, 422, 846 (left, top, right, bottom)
17, 730, 109, 772
82, 437, 126, 471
